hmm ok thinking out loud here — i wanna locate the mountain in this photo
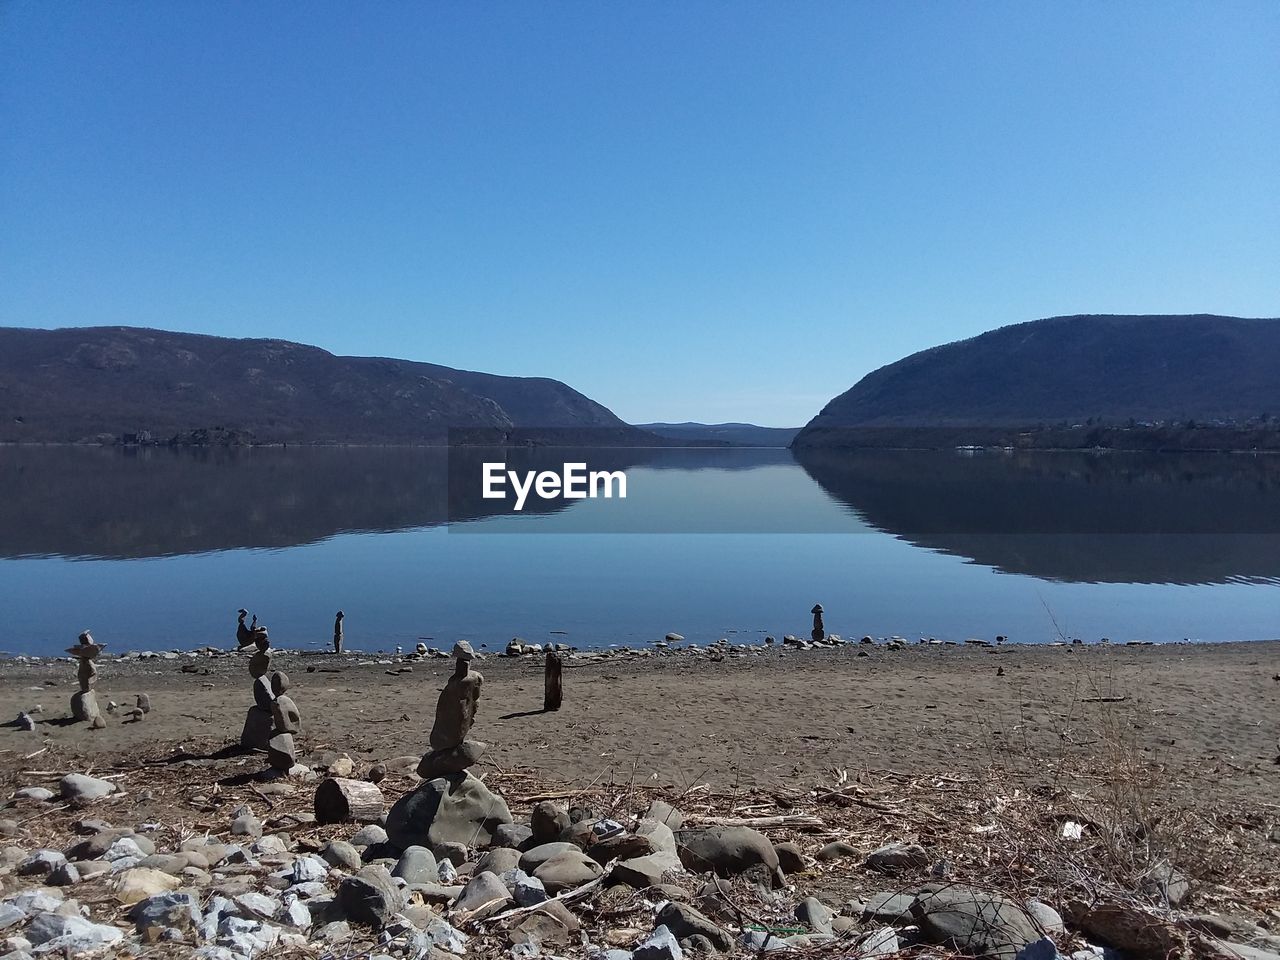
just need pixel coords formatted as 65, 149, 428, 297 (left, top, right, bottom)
0, 326, 657, 445
636, 422, 800, 447
794, 314, 1280, 448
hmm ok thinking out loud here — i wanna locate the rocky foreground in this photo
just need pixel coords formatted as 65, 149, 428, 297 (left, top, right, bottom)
0, 739, 1278, 960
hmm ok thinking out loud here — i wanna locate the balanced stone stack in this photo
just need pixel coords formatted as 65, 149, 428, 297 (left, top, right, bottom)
266, 672, 300, 771
240, 636, 275, 750
386, 641, 513, 850
417, 641, 486, 778
811, 603, 826, 643
67, 631, 106, 728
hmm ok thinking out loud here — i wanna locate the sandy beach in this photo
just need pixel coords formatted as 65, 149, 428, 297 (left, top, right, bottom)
3, 639, 1277, 806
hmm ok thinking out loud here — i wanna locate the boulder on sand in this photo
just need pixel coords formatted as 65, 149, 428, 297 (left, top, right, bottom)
385, 771, 513, 851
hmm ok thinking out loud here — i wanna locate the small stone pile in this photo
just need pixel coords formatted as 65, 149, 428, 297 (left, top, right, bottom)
238, 631, 301, 772
67, 631, 106, 729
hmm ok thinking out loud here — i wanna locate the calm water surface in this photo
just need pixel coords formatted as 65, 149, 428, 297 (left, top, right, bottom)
1, 446, 1277, 655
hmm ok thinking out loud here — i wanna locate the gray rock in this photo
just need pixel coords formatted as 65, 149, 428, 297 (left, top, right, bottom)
774, 841, 806, 874
17, 850, 66, 877
475, 847, 521, 876
24, 913, 124, 951
865, 841, 929, 873
230, 815, 263, 839
337, 865, 403, 926
912, 884, 1041, 960
1017, 938, 1064, 960
502, 869, 548, 907
391, 846, 438, 885
413, 917, 469, 954
815, 841, 859, 861
864, 891, 916, 923
796, 896, 834, 935
385, 772, 513, 850
1026, 899, 1066, 936
492, 823, 534, 849
634, 924, 683, 960
15, 787, 54, 802
291, 856, 329, 884
104, 836, 149, 860
452, 871, 511, 919
611, 851, 683, 889
645, 800, 684, 830
519, 841, 579, 873
635, 819, 678, 855
5, 891, 64, 915
533, 849, 604, 892
320, 840, 362, 871
130, 891, 202, 933
0, 902, 28, 930
655, 901, 731, 951
349, 824, 388, 847
58, 774, 117, 801
234, 891, 280, 920
47, 862, 80, 886
531, 801, 571, 843
860, 926, 901, 958
1207, 941, 1280, 960
676, 826, 782, 886
1140, 860, 1191, 907
280, 896, 312, 928
437, 857, 458, 883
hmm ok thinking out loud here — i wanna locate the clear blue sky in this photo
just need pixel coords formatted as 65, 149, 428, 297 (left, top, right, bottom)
2, 2, 1277, 425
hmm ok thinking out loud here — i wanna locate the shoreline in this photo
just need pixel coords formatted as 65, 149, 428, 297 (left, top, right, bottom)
4, 632, 1280, 662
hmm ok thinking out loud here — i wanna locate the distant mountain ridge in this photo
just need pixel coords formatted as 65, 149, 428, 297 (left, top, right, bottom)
636, 422, 800, 447
0, 326, 655, 445
794, 314, 1280, 448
